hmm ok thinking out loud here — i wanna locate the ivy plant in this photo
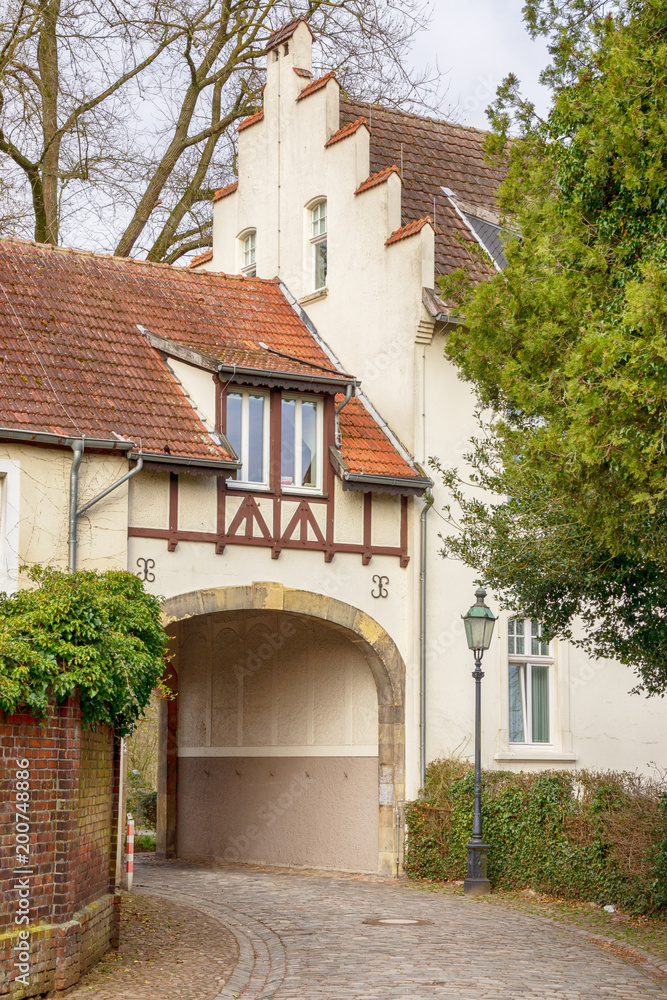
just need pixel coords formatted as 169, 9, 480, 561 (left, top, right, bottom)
0, 568, 167, 735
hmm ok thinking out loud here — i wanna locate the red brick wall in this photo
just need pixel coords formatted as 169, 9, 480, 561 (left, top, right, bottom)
0, 697, 120, 998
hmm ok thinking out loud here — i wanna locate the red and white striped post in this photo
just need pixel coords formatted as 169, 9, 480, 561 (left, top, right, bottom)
126, 813, 134, 891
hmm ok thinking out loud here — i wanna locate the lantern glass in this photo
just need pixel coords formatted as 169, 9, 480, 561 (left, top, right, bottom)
463, 588, 497, 652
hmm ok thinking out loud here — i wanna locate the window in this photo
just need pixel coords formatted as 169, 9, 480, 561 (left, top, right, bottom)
281, 396, 322, 491
508, 619, 551, 744
241, 232, 256, 276
310, 202, 327, 290
226, 390, 269, 486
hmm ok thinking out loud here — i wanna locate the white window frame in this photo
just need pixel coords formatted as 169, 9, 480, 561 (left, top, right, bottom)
226, 389, 270, 489
240, 230, 256, 276
0, 459, 20, 594
280, 394, 324, 495
310, 201, 327, 291
508, 618, 554, 747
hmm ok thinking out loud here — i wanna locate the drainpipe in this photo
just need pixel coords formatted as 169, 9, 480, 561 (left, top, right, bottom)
334, 384, 354, 447
69, 440, 84, 571
419, 500, 431, 790
68, 445, 144, 572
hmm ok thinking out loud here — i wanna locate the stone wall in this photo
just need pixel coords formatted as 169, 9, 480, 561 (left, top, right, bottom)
0, 697, 120, 998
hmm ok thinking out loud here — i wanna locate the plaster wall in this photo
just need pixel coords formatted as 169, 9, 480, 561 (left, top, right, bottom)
209, 24, 432, 450
177, 756, 378, 872
0, 443, 129, 576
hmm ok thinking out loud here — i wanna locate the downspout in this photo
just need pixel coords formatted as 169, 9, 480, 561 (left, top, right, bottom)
68, 446, 144, 572
419, 500, 431, 789
334, 384, 354, 447
69, 440, 84, 571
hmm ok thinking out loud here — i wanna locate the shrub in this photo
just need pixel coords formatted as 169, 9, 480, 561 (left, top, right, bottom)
405, 758, 667, 915
0, 567, 167, 735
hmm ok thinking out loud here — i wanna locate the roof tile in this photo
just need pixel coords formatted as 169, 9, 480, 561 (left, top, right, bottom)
211, 181, 238, 202
188, 249, 213, 268
0, 239, 420, 482
296, 71, 338, 102
325, 117, 368, 149
355, 164, 400, 195
237, 111, 263, 133
340, 98, 503, 281
293, 66, 313, 79
385, 216, 433, 246
265, 18, 314, 52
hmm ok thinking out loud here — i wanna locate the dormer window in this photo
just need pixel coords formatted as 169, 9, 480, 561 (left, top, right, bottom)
241, 231, 256, 276
310, 202, 327, 291
281, 395, 322, 491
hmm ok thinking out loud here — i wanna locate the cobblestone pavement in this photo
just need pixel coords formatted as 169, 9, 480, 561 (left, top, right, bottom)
135, 858, 667, 1000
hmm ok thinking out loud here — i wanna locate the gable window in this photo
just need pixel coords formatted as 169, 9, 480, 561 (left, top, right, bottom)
226, 390, 269, 486
241, 231, 256, 276
508, 619, 552, 744
310, 202, 327, 290
281, 396, 322, 491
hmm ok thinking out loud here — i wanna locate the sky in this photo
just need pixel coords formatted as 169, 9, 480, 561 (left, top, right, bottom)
409, 0, 552, 130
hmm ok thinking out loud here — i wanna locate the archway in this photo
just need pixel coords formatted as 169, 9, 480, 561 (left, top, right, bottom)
157, 582, 406, 875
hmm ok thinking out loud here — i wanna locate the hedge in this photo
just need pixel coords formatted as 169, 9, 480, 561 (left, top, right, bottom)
405, 758, 667, 915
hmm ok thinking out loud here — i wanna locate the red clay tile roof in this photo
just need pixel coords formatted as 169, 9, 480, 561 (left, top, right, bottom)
188, 249, 213, 268
293, 67, 313, 79
385, 216, 433, 246
340, 98, 503, 281
325, 117, 369, 149
337, 395, 422, 481
0, 241, 234, 463
0, 239, 421, 482
265, 18, 314, 52
237, 111, 264, 133
355, 165, 401, 196
296, 71, 338, 102
212, 181, 238, 202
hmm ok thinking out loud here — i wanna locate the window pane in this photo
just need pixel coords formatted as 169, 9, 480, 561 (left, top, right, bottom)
226, 393, 242, 459
531, 619, 549, 656
508, 664, 525, 742
314, 239, 327, 289
312, 202, 326, 237
508, 619, 515, 655
531, 664, 550, 742
514, 619, 524, 655
247, 394, 264, 482
301, 401, 317, 486
281, 398, 296, 486
244, 232, 256, 267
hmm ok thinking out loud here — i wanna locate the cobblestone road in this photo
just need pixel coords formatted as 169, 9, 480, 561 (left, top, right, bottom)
135, 859, 667, 1000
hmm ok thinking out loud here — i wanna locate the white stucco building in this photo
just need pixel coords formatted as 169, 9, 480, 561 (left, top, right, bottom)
1, 17, 664, 879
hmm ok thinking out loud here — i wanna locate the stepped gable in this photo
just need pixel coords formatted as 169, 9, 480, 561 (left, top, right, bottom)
340, 99, 505, 279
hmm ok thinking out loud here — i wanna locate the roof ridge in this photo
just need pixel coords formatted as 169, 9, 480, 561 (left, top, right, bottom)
0, 237, 283, 283
340, 96, 492, 138
385, 216, 434, 246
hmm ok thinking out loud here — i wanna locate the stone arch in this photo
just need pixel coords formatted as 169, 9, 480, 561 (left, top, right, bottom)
160, 582, 405, 876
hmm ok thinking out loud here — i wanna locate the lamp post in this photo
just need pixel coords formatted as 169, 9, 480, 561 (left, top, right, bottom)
462, 586, 497, 896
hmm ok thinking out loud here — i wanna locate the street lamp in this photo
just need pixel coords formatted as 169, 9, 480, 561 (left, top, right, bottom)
462, 586, 497, 896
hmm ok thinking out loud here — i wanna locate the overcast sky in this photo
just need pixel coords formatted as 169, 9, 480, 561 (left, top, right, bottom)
409, 0, 552, 130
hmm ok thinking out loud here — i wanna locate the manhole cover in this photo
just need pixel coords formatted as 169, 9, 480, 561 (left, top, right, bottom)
363, 917, 431, 926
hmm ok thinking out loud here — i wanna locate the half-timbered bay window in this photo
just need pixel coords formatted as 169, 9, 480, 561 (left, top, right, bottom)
310, 201, 327, 290
226, 390, 269, 486
281, 396, 322, 491
508, 619, 552, 744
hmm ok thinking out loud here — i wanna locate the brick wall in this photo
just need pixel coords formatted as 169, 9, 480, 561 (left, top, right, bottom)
0, 697, 120, 998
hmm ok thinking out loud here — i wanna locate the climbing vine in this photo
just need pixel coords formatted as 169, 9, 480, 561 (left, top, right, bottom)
0, 567, 167, 735
405, 758, 667, 915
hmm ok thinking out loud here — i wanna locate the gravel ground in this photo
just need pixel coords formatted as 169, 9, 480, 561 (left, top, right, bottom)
64, 890, 238, 1000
